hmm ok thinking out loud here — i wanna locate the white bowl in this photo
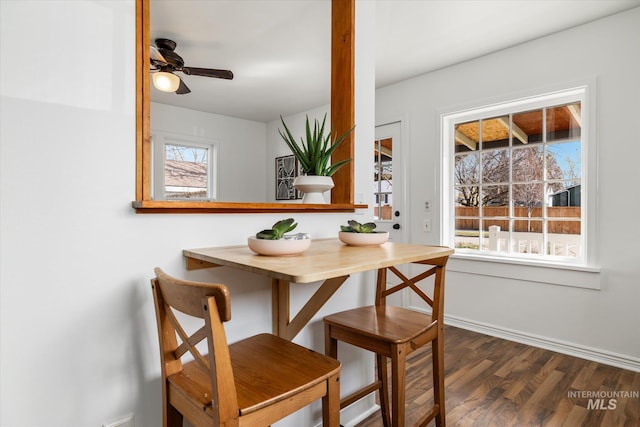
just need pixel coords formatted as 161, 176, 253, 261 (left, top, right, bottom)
247, 236, 311, 256
338, 231, 389, 246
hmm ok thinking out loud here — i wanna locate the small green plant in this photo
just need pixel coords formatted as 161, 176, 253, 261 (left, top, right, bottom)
256, 218, 298, 240
278, 113, 354, 176
340, 220, 379, 233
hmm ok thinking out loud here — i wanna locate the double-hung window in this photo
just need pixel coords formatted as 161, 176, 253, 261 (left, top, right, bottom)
441, 85, 598, 282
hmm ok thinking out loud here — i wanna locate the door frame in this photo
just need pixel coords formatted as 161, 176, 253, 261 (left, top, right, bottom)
375, 117, 409, 244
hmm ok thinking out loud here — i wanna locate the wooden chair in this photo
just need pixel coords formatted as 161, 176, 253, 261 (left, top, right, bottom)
323, 256, 449, 427
151, 267, 341, 427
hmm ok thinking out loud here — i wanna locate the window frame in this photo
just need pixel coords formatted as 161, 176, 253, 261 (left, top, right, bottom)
440, 82, 600, 289
133, 0, 361, 213
151, 132, 218, 201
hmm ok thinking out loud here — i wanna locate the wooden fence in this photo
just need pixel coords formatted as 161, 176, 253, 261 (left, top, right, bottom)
456, 206, 580, 234
374, 205, 393, 220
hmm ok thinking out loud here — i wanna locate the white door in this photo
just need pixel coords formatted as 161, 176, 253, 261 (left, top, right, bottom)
373, 122, 407, 243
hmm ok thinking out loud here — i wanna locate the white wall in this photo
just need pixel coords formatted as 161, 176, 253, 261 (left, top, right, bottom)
0, 1, 377, 427
376, 7, 640, 367
151, 103, 267, 202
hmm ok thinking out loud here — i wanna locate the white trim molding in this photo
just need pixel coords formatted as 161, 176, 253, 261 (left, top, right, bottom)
434, 312, 640, 373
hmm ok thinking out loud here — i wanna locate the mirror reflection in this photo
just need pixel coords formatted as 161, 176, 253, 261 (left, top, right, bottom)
149, 0, 331, 202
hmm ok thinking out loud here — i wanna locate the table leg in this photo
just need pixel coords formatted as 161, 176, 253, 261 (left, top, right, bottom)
272, 279, 290, 338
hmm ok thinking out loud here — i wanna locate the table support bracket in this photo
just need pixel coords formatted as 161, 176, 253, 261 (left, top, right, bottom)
185, 258, 222, 271
273, 276, 349, 340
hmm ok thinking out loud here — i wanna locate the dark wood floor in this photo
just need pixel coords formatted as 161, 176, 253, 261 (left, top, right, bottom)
355, 325, 640, 427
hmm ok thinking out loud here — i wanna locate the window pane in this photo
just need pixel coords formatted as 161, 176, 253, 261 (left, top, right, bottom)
484, 218, 510, 252
455, 222, 480, 250
547, 220, 581, 256
482, 184, 509, 207
164, 144, 208, 199
455, 120, 479, 153
482, 149, 509, 183
481, 116, 510, 150
455, 234, 480, 251
513, 109, 542, 146
455, 186, 479, 208
455, 153, 480, 185
548, 181, 581, 207
513, 219, 543, 254
512, 183, 544, 215
454, 196, 479, 250
373, 138, 393, 220
513, 146, 544, 182
547, 103, 581, 142
547, 141, 581, 181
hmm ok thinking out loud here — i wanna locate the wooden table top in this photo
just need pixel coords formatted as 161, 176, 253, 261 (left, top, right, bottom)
184, 239, 454, 283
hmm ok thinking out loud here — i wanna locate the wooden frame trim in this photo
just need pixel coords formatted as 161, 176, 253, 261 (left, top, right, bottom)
133, 0, 359, 214
132, 200, 365, 214
330, 0, 355, 205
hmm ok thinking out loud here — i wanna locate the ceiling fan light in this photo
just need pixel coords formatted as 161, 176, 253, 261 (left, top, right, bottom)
152, 71, 180, 92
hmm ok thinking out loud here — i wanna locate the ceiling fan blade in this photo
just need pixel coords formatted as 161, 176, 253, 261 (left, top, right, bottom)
175, 78, 191, 95
182, 67, 234, 80
150, 45, 167, 63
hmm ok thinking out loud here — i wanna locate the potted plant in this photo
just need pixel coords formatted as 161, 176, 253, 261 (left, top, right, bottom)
279, 113, 354, 203
338, 220, 389, 246
247, 218, 311, 255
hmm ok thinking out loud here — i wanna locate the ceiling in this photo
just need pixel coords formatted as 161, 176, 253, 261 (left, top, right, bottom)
149, 0, 640, 123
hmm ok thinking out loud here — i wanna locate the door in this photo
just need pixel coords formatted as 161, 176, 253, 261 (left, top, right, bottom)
373, 122, 406, 243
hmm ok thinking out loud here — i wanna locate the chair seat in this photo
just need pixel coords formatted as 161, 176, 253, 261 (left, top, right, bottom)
324, 305, 437, 344
168, 333, 341, 417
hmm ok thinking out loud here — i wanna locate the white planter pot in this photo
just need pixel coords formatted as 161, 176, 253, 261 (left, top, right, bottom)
338, 231, 389, 246
293, 175, 334, 204
247, 236, 311, 256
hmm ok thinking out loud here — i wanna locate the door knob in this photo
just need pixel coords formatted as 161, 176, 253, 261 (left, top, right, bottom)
393, 223, 401, 230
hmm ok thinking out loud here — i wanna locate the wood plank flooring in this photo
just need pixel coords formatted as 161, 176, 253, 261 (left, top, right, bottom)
354, 325, 640, 427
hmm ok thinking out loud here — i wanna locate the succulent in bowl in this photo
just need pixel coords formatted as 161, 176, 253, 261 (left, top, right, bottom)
340, 220, 382, 233
256, 218, 298, 240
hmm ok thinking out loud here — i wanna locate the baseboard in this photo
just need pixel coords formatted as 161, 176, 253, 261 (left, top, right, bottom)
312, 401, 379, 427
340, 403, 380, 427
442, 313, 640, 373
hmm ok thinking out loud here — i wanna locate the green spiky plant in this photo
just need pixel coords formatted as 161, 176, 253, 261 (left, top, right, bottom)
256, 218, 298, 240
278, 113, 354, 176
340, 220, 381, 233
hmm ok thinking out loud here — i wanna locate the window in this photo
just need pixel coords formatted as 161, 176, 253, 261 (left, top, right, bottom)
442, 85, 597, 270
152, 133, 217, 200
373, 137, 393, 220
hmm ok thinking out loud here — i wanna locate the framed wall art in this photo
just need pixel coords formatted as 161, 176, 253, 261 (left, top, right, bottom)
275, 155, 302, 200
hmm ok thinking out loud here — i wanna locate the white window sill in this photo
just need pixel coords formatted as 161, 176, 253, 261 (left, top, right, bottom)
448, 253, 601, 290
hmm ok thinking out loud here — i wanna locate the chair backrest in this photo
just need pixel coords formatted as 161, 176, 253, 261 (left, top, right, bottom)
375, 256, 449, 322
151, 267, 238, 424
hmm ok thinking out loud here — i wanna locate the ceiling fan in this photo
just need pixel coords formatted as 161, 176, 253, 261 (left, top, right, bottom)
150, 38, 234, 94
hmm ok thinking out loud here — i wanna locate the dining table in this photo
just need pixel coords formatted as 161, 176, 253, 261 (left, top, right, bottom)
183, 238, 454, 340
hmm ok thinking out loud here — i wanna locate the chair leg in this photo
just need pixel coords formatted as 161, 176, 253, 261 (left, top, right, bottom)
325, 324, 338, 359
432, 336, 446, 427
165, 403, 183, 427
390, 347, 407, 427
376, 354, 391, 427
323, 372, 341, 427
